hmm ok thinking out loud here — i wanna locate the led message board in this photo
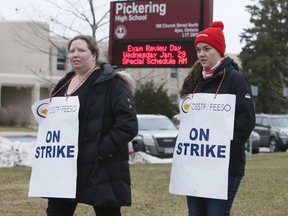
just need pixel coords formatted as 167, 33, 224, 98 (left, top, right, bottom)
109, 0, 213, 68
111, 40, 196, 68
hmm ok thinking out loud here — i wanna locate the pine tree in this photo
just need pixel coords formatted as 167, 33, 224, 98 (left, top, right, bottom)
134, 81, 179, 118
239, 0, 288, 113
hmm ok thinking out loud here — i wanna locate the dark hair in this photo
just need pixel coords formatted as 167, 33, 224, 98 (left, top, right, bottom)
68, 35, 100, 64
180, 60, 202, 98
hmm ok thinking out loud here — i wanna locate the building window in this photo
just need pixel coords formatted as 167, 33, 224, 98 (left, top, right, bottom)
170, 68, 177, 78
57, 49, 67, 70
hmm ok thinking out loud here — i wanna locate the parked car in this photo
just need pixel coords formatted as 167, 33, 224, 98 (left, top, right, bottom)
171, 114, 180, 129
245, 130, 261, 154
132, 114, 178, 158
254, 114, 288, 152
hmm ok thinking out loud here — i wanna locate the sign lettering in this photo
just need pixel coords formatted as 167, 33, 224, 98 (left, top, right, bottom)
112, 41, 196, 68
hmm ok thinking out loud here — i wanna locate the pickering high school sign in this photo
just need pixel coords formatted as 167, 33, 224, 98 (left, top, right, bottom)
109, 0, 213, 68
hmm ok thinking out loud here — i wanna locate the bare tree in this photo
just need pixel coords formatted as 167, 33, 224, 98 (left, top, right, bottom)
19, 0, 110, 41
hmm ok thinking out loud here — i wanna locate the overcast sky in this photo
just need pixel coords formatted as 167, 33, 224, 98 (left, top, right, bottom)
0, 0, 255, 54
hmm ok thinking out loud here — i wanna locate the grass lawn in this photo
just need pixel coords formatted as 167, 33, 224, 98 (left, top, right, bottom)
0, 153, 287, 216
0, 126, 37, 133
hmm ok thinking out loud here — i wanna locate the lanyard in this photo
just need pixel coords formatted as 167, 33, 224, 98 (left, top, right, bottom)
50, 66, 96, 100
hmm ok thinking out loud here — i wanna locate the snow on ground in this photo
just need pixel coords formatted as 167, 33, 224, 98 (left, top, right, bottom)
0, 137, 35, 167
1, 135, 271, 168
129, 151, 172, 164
0, 137, 172, 168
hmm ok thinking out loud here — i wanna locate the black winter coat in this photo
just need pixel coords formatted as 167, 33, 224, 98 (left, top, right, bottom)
195, 57, 255, 176
51, 63, 138, 206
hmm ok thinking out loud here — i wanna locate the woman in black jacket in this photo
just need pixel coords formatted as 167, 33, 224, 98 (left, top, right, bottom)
47, 35, 138, 216
180, 21, 255, 216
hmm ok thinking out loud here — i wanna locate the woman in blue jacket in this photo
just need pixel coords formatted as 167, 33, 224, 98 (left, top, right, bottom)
180, 21, 255, 216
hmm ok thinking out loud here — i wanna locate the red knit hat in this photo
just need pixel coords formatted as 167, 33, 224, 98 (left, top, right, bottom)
194, 21, 226, 56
